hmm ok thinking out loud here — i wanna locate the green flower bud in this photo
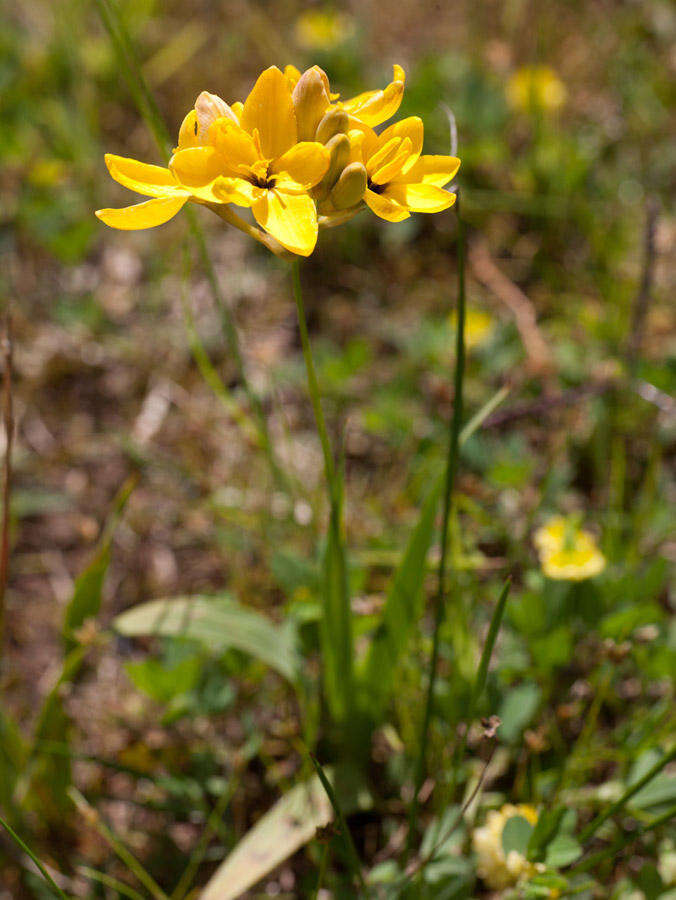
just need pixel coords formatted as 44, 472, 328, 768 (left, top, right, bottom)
315, 109, 349, 144
330, 162, 368, 209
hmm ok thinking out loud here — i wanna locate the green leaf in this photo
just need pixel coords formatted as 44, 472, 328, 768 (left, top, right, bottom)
125, 655, 202, 704
62, 542, 111, 652
501, 815, 534, 857
527, 807, 567, 862
498, 683, 542, 743
114, 596, 300, 683
544, 833, 582, 868
360, 478, 440, 713
200, 774, 334, 900
0, 708, 26, 816
629, 773, 676, 812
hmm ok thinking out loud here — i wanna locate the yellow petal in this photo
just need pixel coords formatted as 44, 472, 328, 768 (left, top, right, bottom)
292, 67, 331, 141
366, 137, 403, 177
241, 66, 297, 159
252, 188, 318, 256
272, 142, 330, 188
284, 64, 302, 88
376, 117, 423, 173
340, 64, 405, 127
371, 137, 413, 185
399, 155, 461, 188
95, 194, 189, 230
104, 154, 180, 198
385, 182, 455, 213
170, 146, 224, 188
177, 110, 200, 148
212, 176, 264, 207
363, 188, 409, 222
231, 101, 244, 120
208, 121, 259, 168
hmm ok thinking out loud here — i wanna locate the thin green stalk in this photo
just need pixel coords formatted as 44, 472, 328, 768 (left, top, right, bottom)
69, 788, 169, 900
171, 778, 237, 900
578, 745, 676, 846
93, 0, 283, 489
309, 755, 367, 895
291, 260, 353, 722
450, 578, 511, 783
0, 813, 70, 900
314, 843, 330, 899
572, 803, 676, 875
79, 866, 145, 900
408, 195, 466, 846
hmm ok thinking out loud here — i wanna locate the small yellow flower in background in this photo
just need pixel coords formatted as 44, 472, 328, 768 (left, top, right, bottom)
294, 8, 355, 51
534, 515, 606, 581
473, 804, 540, 890
506, 65, 567, 113
450, 308, 494, 350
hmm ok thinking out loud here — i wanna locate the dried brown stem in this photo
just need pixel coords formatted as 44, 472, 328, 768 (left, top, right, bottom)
469, 237, 553, 377
0, 312, 14, 657
625, 197, 659, 367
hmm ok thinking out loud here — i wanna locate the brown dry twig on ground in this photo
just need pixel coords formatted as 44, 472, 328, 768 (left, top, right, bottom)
469, 237, 554, 378
0, 312, 14, 655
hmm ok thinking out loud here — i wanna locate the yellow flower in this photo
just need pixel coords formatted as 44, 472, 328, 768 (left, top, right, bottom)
97, 67, 330, 256
506, 65, 567, 113
534, 515, 606, 581
473, 804, 540, 890
343, 117, 460, 221
450, 308, 494, 350
294, 9, 355, 51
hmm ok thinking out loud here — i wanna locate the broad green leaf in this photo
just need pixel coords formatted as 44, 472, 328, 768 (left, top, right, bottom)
114, 596, 300, 683
320, 507, 353, 722
527, 807, 567, 862
62, 542, 110, 652
360, 478, 440, 714
125, 655, 202, 704
544, 833, 582, 868
200, 774, 333, 900
501, 815, 533, 857
498, 683, 542, 743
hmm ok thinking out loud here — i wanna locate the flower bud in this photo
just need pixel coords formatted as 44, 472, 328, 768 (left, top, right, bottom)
314, 133, 351, 200
195, 92, 238, 141
330, 162, 367, 209
315, 109, 349, 144
292, 67, 331, 142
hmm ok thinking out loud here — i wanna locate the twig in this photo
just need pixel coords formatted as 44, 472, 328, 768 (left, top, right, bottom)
484, 380, 613, 429
0, 312, 14, 657
469, 237, 553, 376
625, 197, 659, 368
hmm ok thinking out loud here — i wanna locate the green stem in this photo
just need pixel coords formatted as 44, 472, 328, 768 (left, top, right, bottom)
0, 813, 70, 900
578, 745, 676, 846
291, 261, 353, 723
409, 194, 466, 848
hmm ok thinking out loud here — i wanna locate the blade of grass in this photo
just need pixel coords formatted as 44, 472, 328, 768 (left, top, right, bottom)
408, 194, 466, 849
0, 812, 69, 899
449, 578, 510, 790
309, 755, 367, 895
572, 803, 676, 875
0, 312, 13, 662
171, 775, 238, 900
291, 260, 352, 724
69, 788, 170, 900
93, 0, 285, 489
78, 866, 145, 900
578, 746, 676, 845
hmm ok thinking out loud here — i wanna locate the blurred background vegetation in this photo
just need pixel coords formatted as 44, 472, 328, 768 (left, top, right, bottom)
1, 0, 674, 897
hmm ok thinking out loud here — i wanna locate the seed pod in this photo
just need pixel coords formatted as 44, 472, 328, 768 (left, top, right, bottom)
330, 162, 368, 209
314, 133, 351, 199
315, 109, 349, 144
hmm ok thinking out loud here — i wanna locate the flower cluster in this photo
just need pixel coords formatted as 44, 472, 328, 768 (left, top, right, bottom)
96, 64, 461, 256
472, 804, 541, 890
534, 515, 606, 581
